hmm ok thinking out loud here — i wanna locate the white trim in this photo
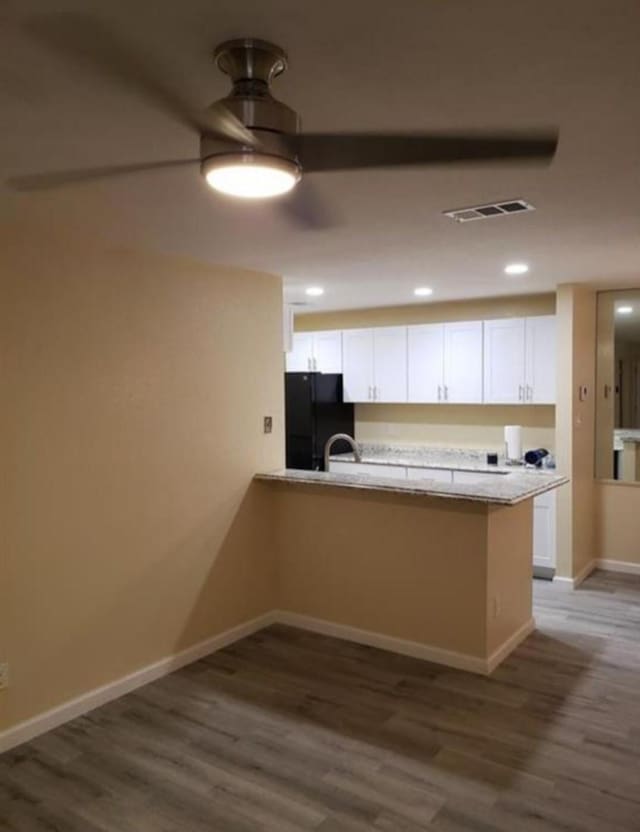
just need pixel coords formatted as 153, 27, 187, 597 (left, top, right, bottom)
553, 558, 597, 590
487, 617, 536, 674
275, 610, 534, 677
596, 558, 640, 575
0, 608, 540, 754
0, 611, 276, 755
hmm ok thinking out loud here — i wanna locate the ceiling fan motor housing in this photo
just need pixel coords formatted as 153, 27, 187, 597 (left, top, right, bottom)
201, 38, 301, 176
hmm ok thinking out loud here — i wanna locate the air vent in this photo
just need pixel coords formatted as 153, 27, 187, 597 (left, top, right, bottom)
444, 199, 535, 223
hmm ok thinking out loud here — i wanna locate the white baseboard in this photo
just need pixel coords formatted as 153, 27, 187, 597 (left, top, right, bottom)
553, 557, 640, 589
275, 610, 533, 677
553, 558, 597, 589
486, 617, 536, 674
596, 558, 640, 575
0, 607, 539, 754
0, 611, 276, 755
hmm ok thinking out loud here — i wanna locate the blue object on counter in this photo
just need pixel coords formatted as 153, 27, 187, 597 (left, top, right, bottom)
524, 448, 549, 467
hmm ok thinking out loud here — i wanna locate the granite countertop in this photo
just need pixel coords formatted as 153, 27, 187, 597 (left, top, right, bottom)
255, 467, 567, 506
256, 442, 567, 505
329, 443, 555, 474
615, 429, 640, 447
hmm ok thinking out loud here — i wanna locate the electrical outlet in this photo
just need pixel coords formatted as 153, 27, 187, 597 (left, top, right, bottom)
263, 416, 273, 434
0, 662, 8, 690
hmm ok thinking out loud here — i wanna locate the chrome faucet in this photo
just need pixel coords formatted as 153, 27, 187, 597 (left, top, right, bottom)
324, 433, 362, 471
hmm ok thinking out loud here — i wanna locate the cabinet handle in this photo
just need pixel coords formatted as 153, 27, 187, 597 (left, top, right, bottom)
518, 385, 523, 402
444, 385, 449, 401
313, 357, 317, 371
368, 385, 373, 400
437, 385, 442, 402
527, 385, 533, 402
307, 357, 312, 370
374, 385, 378, 400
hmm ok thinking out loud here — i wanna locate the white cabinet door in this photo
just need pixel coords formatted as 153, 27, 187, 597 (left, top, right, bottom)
373, 326, 408, 403
342, 329, 375, 403
408, 324, 445, 403
285, 332, 314, 372
444, 321, 483, 403
329, 461, 407, 479
406, 466, 453, 482
313, 330, 343, 374
533, 490, 556, 569
525, 316, 556, 404
451, 470, 506, 484
483, 318, 526, 404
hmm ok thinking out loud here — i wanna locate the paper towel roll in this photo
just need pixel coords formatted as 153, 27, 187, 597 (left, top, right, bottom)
504, 425, 522, 461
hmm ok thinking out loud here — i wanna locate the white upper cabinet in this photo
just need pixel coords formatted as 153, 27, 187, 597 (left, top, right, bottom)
342, 327, 407, 403
312, 330, 343, 373
525, 316, 556, 404
484, 316, 556, 405
298, 314, 555, 405
373, 326, 408, 403
285, 332, 315, 372
443, 321, 484, 404
483, 318, 527, 404
342, 328, 375, 402
408, 324, 445, 403
286, 330, 342, 373
408, 321, 482, 404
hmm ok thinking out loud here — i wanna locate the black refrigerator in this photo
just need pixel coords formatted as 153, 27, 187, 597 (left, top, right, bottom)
285, 373, 355, 471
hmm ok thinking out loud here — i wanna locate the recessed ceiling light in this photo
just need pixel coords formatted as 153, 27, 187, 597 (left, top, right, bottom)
305, 286, 324, 297
414, 287, 434, 297
617, 305, 633, 315
504, 263, 529, 276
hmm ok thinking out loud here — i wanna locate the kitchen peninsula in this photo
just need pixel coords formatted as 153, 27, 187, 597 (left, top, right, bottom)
256, 457, 566, 675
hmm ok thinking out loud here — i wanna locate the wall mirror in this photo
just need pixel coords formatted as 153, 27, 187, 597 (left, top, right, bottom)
596, 290, 640, 481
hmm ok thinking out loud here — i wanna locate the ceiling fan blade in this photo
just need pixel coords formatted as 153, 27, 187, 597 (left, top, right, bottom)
25, 12, 256, 146
277, 179, 339, 230
6, 158, 199, 191
294, 131, 558, 173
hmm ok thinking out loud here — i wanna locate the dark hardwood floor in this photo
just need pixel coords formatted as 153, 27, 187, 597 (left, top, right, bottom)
2, 570, 640, 831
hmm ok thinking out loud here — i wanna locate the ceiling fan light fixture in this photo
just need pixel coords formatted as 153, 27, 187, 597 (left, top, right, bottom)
202, 153, 301, 199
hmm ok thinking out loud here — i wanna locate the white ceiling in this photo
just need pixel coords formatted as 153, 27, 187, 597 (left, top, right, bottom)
2, 0, 640, 311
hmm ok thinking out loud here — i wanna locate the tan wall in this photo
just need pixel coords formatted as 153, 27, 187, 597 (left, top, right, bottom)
295, 293, 556, 331
296, 294, 556, 450
356, 404, 555, 451
0, 228, 284, 731
272, 482, 533, 661
555, 285, 597, 578
486, 501, 533, 654
595, 482, 640, 564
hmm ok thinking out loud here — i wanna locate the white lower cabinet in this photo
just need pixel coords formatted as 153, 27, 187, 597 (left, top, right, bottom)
451, 470, 506, 484
406, 466, 453, 482
533, 489, 557, 571
329, 460, 407, 479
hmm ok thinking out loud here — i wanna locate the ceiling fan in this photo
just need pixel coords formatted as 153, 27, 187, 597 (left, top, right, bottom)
8, 13, 559, 228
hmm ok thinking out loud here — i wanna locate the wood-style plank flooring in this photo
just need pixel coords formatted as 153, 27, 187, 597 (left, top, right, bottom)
2, 570, 640, 831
